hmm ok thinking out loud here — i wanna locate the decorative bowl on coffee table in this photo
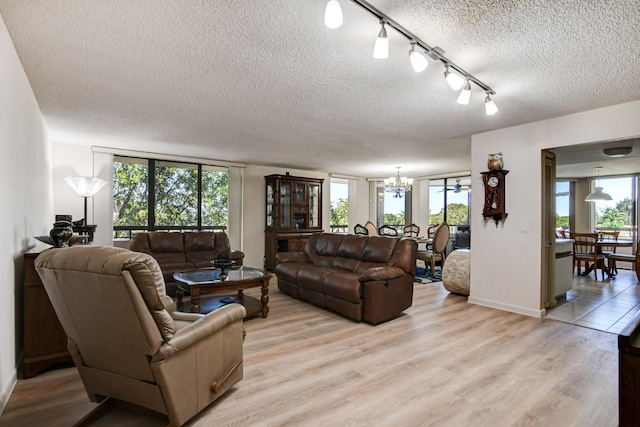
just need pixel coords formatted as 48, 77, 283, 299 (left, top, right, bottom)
211, 259, 235, 280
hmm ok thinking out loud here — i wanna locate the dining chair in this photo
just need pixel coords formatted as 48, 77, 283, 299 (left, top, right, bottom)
354, 223, 368, 235
572, 232, 606, 280
378, 224, 398, 236
416, 222, 450, 275
402, 223, 420, 238
606, 239, 640, 282
364, 221, 378, 236
597, 230, 620, 274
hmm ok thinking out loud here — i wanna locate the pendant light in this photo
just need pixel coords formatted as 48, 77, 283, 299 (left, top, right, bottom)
585, 167, 613, 202
372, 20, 388, 59
324, 0, 343, 29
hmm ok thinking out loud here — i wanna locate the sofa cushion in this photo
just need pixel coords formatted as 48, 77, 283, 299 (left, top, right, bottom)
184, 232, 215, 252
362, 236, 398, 263
297, 265, 333, 292
323, 271, 362, 303
148, 232, 184, 253
312, 233, 343, 256
336, 234, 367, 259
275, 262, 305, 284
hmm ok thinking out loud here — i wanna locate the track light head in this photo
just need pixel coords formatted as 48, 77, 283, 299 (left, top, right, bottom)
457, 80, 471, 105
408, 41, 428, 72
324, 0, 343, 29
444, 64, 465, 90
485, 92, 498, 115
373, 20, 388, 59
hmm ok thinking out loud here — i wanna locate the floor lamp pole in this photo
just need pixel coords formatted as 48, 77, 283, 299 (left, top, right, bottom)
83, 196, 88, 225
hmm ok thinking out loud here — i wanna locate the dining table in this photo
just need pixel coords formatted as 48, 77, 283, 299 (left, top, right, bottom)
582, 239, 634, 278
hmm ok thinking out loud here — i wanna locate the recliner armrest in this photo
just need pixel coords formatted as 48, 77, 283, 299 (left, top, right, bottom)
152, 304, 246, 362
358, 266, 405, 282
276, 252, 309, 264
229, 249, 245, 261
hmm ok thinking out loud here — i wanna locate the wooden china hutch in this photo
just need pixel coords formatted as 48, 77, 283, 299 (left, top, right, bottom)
264, 173, 323, 270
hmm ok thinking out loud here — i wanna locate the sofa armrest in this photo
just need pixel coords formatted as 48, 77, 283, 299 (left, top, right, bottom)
358, 266, 405, 282
229, 249, 245, 261
276, 252, 309, 264
152, 303, 246, 362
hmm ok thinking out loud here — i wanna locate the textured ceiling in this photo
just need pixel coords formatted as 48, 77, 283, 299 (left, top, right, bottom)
1, 0, 639, 178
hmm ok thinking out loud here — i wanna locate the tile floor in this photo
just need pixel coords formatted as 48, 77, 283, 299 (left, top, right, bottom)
545, 268, 640, 334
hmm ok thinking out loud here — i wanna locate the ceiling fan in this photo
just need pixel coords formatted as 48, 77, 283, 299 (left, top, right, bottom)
440, 179, 471, 193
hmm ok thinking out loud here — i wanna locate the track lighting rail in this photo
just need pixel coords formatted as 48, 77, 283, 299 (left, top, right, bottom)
350, 0, 495, 95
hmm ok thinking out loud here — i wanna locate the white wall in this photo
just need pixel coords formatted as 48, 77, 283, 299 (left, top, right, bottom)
469, 100, 640, 317
0, 14, 52, 413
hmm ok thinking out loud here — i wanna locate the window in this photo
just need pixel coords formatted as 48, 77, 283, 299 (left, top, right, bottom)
591, 175, 637, 240
330, 178, 349, 233
429, 177, 471, 226
375, 185, 411, 231
113, 156, 228, 238
555, 180, 571, 231
429, 176, 471, 248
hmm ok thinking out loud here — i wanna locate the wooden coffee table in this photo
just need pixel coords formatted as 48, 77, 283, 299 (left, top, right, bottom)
173, 267, 271, 318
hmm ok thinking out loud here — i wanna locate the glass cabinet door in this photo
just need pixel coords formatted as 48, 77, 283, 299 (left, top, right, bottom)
309, 183, 320, 228
295, 182, 306, 204
266, 182, 275, 228
279, 182, 292, 228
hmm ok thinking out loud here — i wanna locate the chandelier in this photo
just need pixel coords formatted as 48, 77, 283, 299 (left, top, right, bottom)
384, 167, 414, 198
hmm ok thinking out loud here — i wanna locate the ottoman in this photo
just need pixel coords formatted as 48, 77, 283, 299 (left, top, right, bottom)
442, 249, 470, 295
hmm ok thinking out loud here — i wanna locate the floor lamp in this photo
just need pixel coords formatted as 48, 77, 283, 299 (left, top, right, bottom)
64, 176, 107, 224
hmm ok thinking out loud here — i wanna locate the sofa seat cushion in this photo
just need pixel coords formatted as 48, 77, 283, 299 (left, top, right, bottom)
275, 262, 306, 285
323, 271, 362, 303
297, 265, 335, 292
330, 257, 361, 273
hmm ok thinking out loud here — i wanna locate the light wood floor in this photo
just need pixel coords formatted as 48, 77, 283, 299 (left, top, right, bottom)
0, 279, 620, 427
546, 268, 640, 333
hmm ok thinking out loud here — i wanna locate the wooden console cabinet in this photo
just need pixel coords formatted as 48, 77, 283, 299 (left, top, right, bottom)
264, 173, 324, 270
21, 245, 73, 378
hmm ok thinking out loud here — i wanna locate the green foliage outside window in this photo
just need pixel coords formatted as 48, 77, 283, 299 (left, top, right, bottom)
595, 198, 632, 229
113, 158, 228, 229
429, 203, 468, 226
383, 212, 404, 225
330, 198, 349, 226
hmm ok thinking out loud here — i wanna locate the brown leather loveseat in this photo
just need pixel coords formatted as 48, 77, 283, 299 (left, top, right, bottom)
129, 231, 244, 296
275, 233, 417, 325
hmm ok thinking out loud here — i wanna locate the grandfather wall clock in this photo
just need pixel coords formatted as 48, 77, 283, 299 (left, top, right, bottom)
482, 153, 509, 226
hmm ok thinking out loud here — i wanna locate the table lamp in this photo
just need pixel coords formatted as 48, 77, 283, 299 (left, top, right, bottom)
64, 176, 107, 225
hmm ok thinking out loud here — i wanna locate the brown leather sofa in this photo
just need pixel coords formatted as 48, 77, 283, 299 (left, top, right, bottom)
129, 231, 244, 296
35, 245, 246, 426
275, 233, 417, 325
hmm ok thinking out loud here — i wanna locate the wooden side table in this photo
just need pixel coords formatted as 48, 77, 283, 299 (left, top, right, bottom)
21, 245, 73, 378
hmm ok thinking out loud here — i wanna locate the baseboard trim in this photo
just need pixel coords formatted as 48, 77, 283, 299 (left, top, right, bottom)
468, 296, 545, 318
0, 370, 17, 416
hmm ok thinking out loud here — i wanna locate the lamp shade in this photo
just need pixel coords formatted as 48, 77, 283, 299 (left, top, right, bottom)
584, 187, 613, 202
409, 45, 428, 72
324, 0, 343, 29
444, 65, 465, 90
457, 81, 471, 105
373, 22, 388, 59
64, 176, 107, 197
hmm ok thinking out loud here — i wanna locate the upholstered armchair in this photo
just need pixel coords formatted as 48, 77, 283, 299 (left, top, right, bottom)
417, 222, 450, 274
35, 245, 246, 426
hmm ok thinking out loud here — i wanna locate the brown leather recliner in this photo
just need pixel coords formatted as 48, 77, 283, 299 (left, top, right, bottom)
129, 231, 244, 296
35, 245, 246, 426
275, 233, 417, 325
